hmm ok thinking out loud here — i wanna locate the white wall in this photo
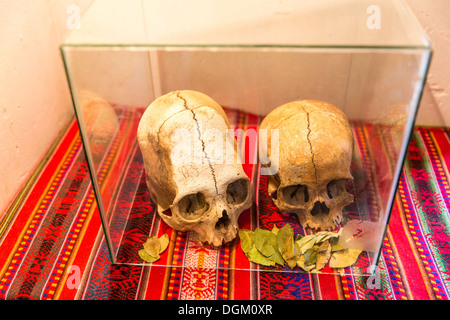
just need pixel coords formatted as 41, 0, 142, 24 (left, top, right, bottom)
0, 1, 92, 217
0, 1, 448, 218
407, 0, 450, 127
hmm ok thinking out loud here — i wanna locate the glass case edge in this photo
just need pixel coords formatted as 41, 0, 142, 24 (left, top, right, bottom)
59, 45, 117, 264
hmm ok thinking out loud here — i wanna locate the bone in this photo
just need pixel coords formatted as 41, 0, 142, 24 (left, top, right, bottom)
137, 90, 252, 246
260, 100, 354, 231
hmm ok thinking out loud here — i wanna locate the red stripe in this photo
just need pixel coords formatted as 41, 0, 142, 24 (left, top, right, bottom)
55, 207, 102, 300
143, 223, 176, 300
144, 267, 168, 299
0, 120, 78, 265
316, 274, 340, 300
57, 110, 141, 299
386, 195, 431, 299
99, 108, 141, 213
228, 111, 258, 299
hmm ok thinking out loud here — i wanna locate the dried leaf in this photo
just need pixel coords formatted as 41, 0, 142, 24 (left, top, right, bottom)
315, 231, 339, 243
296, 234, 317, 254
271, 225, 279, 235
239, 229, 254, 254
286, 258, 297, 270
140, 233, 170, 263
315, 240, 332, 270
303, 248, 318, 266
254, 228, 276, 246
239, 227, 364, 272
247, 246, 276, 266
254, 228, 284, 265
329, 248, 362, 268
330, 238, 346, 252
139, 249, 159, 263
276, 224, 296, 269
293, 240, 300, 256
239, 228, 280, 266
159, 233, 170, 254
297, 255, 315, 271
143, 236, 161, 259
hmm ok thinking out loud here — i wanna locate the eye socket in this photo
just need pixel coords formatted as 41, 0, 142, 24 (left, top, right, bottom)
326, 179, 347, 199
226, 179, 250, 205
280, 184, 309, 206
178, 192, 209, 220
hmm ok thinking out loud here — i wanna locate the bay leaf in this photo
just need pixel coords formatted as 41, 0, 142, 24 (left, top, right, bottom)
254, 228, 277, 246
271, 225, 279, 235
254, 228, 284, 265
286, 258, 298, 270
303, 248, 318, 266
239, 227, 361, 271
315, 231, 339, 243
315, 240, 332, 270
139, 249, 159, 263
276, 224, 296, 269
239, 229, 254, 254
329, 248, 362, 268
330, 239, 346, 252
159, 233, 170, 254
296, 234, 317, 254
294, 240, 300, 256
297, 255, 316, 272
247, 246, 276, 266
143, 236, 161, 259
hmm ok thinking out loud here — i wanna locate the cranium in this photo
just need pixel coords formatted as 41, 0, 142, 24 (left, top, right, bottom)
260, 100, 354, 231
78, 89, 119, 168
137, 90, 252, 246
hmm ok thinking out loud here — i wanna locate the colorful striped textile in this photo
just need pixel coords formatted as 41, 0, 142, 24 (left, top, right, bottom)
1, 106, 450, 300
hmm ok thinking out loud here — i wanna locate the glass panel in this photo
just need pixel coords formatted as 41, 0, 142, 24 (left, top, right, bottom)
61, 0, 431, 275
64, 0, 429, 48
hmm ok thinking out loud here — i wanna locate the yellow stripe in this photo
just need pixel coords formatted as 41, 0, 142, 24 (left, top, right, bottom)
0, 129, 80, 285
53, 109, 136, 299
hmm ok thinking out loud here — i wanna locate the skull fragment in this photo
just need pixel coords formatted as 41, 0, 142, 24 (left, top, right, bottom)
137, 90, 252, 246
260, 100, 354, 231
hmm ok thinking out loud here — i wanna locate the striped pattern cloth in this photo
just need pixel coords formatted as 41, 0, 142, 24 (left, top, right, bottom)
0, 106, 449, 300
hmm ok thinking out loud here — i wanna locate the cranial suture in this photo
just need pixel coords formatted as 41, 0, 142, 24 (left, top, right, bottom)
260, 100, 354, 231
137, 90, 252, 246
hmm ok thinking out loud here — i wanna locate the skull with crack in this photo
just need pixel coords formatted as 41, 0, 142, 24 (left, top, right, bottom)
137, 90, 252, 246
260, 100, 354, 231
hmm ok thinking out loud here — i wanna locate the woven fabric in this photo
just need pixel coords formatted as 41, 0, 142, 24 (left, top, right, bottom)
0, 107, 449, 300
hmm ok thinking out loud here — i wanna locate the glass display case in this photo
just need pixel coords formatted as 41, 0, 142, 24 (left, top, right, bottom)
61, 0, 431, 275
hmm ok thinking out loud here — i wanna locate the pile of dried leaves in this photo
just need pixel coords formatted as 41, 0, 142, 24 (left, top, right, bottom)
239, 225, 362, 272
139, 233, 169, 263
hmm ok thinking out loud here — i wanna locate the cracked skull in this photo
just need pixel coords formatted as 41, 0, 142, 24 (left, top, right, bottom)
137, 90, 252, 246
260, 100, 354, 231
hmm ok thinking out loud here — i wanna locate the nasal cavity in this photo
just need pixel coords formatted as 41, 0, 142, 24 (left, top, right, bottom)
215, 210, 231, 230
162, 208, 172, 216
310, 201, 330, 216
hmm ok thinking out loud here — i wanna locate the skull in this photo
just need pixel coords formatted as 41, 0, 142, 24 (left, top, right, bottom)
137, 90, 252, 246
78, 89, 119, 168
260, 100, 354, 231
